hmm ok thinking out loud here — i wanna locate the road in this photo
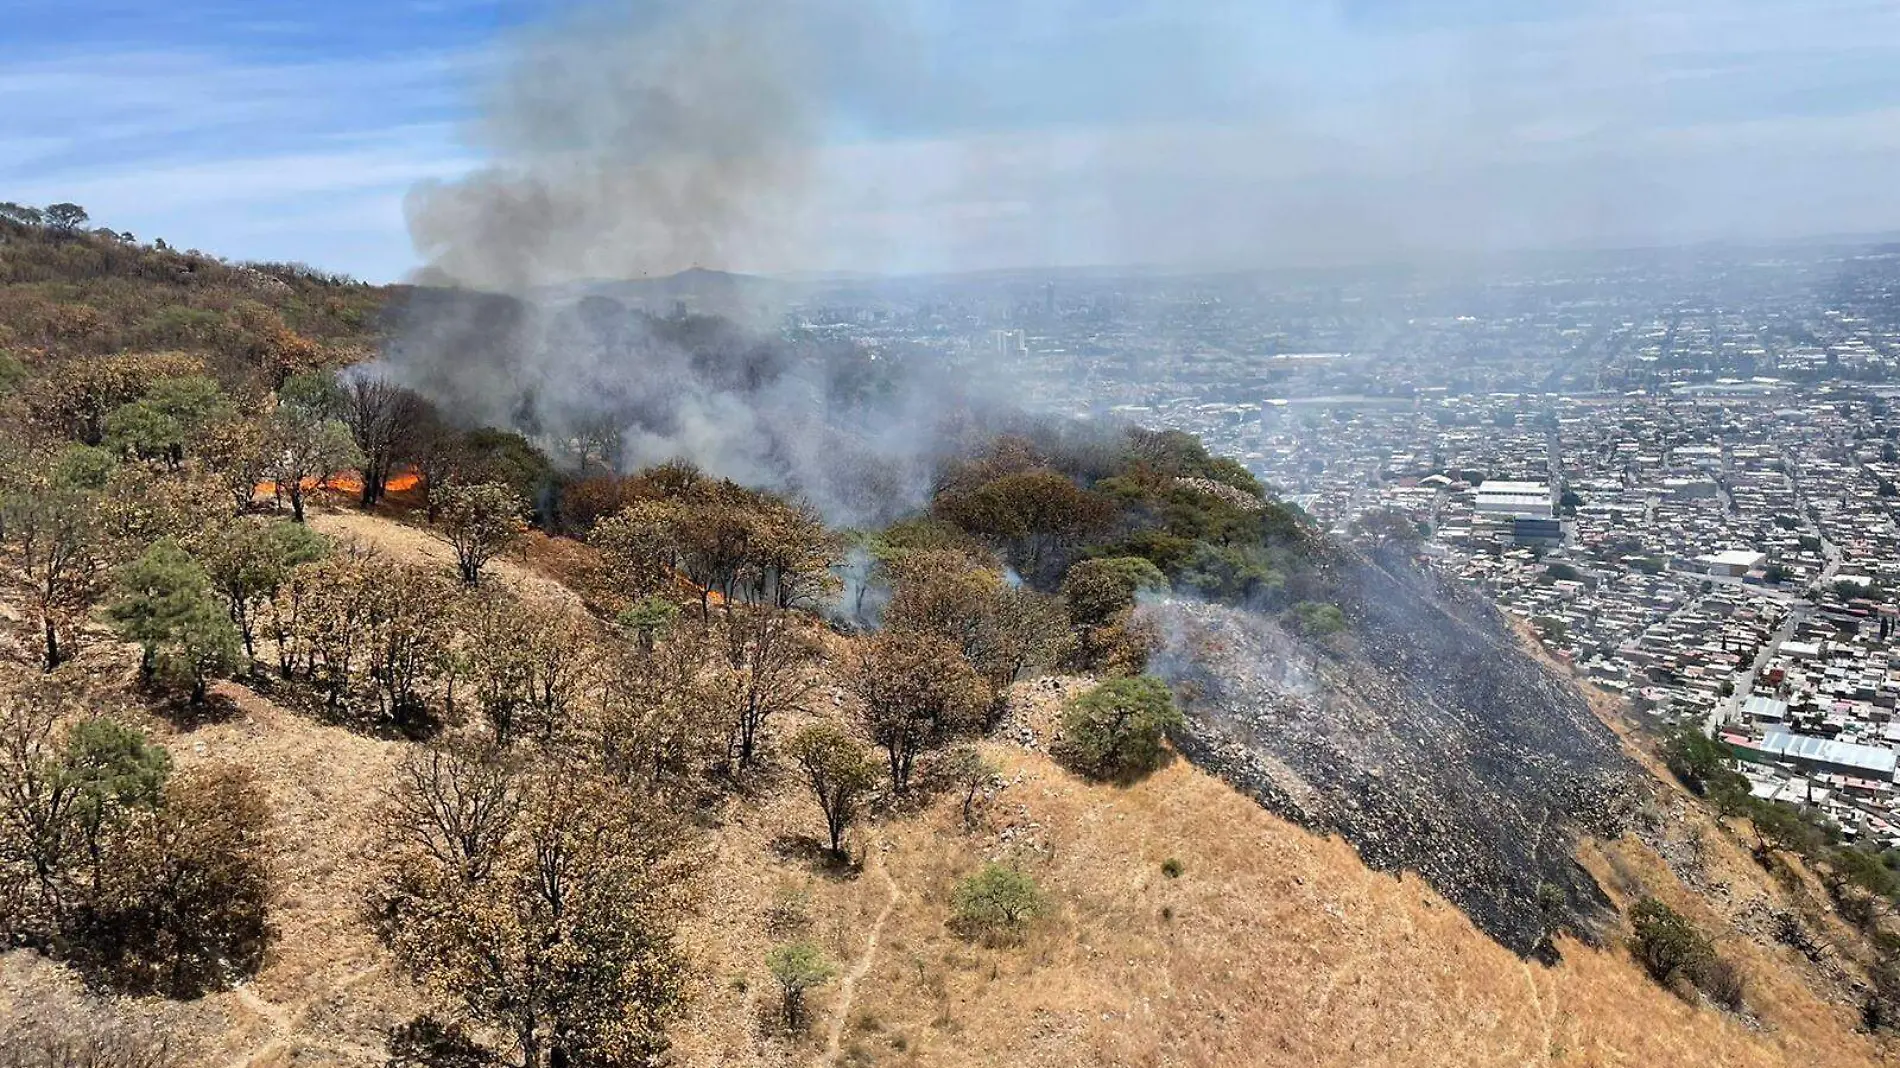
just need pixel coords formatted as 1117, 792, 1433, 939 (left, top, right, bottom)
1704, 601, 1803, 737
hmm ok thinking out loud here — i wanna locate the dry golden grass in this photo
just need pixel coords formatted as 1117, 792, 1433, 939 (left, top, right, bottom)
306, 503, 585, 611
2, 508, 1889, 1067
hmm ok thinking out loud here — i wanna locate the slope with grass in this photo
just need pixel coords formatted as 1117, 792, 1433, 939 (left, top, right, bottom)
1, 494, 1888, 1068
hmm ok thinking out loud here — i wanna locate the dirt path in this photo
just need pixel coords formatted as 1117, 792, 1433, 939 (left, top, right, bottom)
1522, 961, 1554, 1063
823, 848, 901, 1064
219, 962, 387, 1068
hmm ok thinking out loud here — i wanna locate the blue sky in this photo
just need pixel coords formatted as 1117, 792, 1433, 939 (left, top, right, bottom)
8, 0, 1900, 281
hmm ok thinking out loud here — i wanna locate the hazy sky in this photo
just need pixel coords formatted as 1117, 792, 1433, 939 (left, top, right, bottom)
8, 0, 1900, 282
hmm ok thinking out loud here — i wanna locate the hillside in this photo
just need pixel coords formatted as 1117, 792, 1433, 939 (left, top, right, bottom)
0, 491, 1889, 1068
0, 207, 1894, 1068
0, 208, 387, 392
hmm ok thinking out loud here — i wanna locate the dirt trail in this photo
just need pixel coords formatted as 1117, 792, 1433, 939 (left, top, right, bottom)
219, 962, 387, 1068
1522, 961, 1554, 1064
823, 848, 901, 1064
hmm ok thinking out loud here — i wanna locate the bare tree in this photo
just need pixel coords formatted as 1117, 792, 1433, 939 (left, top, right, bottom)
340, 376, 425, 508
716, 607, 820, 770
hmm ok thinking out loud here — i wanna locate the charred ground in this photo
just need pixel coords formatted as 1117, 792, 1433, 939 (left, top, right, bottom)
1149, 553, 1637, 956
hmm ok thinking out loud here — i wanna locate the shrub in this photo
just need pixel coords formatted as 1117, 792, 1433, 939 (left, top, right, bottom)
80, 764, 273, 996
1628, 896, 1711, 990
1160, 857, 1183, 879
766, 940, 836, 1028
951, 863, 1043, 939
1288, 600, 1346, 639
1627, 896, 1744, 1010
1055, 675, 1181, 780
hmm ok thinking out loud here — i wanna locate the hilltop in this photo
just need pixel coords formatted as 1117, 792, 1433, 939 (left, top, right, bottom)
0, 206, 1894, 1068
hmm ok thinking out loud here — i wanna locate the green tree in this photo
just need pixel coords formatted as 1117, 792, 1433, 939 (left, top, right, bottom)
197, 518, 326, 661
103, 401, 183, 465
785, 723, 879, 857
263, 377, 362, 522
429, 482, 528, 586
44, 203, 88, 231
1055, 675, 1181, 780
951, 863, 1043, 940
765, 940, 836, 1029
1660, 726, 1747, 806
59, 719, 170, 891
1061, 556, 1166, 630
615, 594, 680, 657
107, 539, 242, 703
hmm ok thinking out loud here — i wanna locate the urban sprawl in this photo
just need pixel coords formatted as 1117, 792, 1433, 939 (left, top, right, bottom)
776, 243, 1900, 847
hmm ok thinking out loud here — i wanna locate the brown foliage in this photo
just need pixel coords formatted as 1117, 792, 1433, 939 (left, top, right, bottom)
846, 630, 990, 794
372, 753, 690, 1068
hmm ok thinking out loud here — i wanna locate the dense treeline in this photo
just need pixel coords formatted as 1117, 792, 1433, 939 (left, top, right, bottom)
928, 425, 1315, 601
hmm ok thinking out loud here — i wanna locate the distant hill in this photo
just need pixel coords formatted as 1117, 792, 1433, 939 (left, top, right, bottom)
0, 204, 388, 387
543, 266, 800, 324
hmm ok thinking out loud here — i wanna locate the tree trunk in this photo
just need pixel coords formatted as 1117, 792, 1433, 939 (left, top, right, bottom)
289, 485, 306, 523
42, 617, 60, 672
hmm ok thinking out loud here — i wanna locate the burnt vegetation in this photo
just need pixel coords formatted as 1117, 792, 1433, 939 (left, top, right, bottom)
0, 201, 1876, 1061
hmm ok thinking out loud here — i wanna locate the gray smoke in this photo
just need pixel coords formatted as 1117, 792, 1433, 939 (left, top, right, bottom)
405, 0, 817, 292
385, 0, 1012, 525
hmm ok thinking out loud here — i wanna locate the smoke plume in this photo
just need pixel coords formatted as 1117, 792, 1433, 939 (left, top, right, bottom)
405, 0, 818, 292
386, 0, 1007, 524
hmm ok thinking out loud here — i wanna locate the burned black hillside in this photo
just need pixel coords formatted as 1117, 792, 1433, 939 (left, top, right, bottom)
1149, 548, 1639, 956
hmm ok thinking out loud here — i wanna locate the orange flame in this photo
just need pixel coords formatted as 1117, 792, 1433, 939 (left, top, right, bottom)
254, 468, 423, 500
674, 571, 727, 606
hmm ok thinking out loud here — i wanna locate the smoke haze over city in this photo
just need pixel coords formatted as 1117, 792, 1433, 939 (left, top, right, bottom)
7, 0, 1900, 280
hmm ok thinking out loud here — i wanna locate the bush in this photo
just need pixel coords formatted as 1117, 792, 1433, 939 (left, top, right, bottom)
1627, 896, 1744, 1009
1288, 600, 1346, 639
1160, 857, 1183, 879
766, 940, 836, 1028
951, 863, 1043, 939
1629, 896, 1710, 991
1055, 675, 1181, 780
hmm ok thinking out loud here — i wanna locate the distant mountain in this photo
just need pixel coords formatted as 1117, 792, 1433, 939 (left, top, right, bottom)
542, 267, 802, 323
